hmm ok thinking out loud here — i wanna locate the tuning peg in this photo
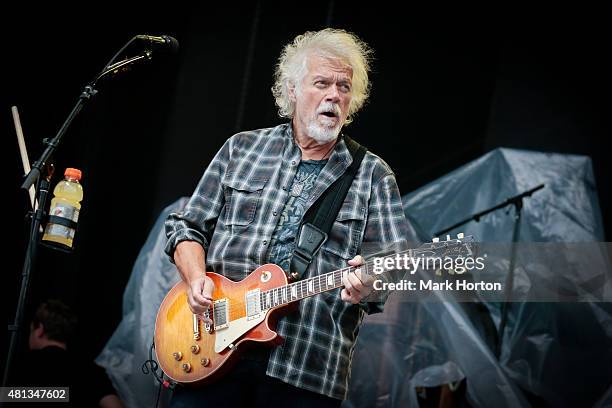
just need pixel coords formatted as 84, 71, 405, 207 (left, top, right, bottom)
446, 235, 451, 241
432, 237, 439, 243
457, 233, 464, 239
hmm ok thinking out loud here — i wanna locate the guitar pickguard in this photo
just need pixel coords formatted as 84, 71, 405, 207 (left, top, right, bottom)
214, 314, 266, 353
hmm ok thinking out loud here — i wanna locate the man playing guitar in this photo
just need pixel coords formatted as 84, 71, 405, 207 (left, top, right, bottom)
165, 28, 410, 407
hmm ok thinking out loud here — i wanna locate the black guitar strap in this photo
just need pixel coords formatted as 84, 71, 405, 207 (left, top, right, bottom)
289, 135, 367, 280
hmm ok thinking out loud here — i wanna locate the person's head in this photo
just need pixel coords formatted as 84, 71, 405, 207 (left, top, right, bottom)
29, 299, 77, 350
272, 28, 373, 144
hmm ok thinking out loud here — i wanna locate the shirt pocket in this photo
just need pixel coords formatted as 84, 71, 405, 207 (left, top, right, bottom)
323, 198, 367, 260
222, 175, 268, 226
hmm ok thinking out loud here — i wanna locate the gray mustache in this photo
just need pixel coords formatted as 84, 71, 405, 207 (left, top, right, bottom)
317, 103, 341, 115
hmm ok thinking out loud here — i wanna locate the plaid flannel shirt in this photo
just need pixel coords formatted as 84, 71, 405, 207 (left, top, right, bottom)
165, 123, 409, 399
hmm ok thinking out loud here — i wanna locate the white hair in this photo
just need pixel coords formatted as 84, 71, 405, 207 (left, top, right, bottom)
271, 28, 373, 124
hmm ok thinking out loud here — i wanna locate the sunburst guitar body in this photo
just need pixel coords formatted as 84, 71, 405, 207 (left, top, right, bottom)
154, 264, 287, 386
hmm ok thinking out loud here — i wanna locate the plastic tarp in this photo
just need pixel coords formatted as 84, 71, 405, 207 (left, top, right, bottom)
96, 198, 187, 408
345, 148, 611, 407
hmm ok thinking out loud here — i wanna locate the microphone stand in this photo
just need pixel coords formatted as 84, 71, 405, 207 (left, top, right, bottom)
433, 184, 545, 359
3, 38, 153, 389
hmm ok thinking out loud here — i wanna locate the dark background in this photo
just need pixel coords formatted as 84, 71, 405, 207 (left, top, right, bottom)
3, 2, 610, 397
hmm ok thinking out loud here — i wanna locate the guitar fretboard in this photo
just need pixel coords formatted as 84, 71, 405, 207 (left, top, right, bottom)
258, 248, 418, 310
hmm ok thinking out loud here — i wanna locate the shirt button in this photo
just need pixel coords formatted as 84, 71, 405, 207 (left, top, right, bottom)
291, 160, 296, 165
273, 211, 278, 216
263, 240, 268, 245
282, 186, 287, 191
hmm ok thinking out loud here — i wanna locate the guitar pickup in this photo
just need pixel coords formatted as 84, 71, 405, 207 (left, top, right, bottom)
245, 289, 262, 320
213, 299, 229, 330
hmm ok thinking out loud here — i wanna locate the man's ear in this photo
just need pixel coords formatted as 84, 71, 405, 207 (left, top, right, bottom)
33, 323, 45, 338
288, 82, 297, 102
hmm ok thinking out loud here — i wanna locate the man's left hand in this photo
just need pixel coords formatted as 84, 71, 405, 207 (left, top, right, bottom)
341, 255, 374, 304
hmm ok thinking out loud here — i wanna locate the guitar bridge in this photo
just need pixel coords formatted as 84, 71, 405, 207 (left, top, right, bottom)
204, 307, 213, 333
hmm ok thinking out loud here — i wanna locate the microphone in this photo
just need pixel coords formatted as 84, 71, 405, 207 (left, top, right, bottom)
93, 35, 179, 83
135, 35, 179, 53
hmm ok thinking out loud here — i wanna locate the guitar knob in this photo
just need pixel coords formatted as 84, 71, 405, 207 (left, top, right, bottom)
191, 345, 200, 354
200, 357, 210, 367
173, 352, 183, 361
182, 363, 192, 373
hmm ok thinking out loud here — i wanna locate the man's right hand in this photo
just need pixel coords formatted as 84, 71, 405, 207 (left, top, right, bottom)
187, 274, 215, 324
173, 240, 215, 324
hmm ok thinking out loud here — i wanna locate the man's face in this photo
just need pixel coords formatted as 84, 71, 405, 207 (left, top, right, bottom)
292, 54, 353, 144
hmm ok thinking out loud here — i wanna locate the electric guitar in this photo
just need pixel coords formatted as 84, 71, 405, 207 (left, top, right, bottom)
154, 233, 474, 386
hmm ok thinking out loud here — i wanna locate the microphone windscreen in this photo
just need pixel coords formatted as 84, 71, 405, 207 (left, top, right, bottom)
162, 35, 179, 54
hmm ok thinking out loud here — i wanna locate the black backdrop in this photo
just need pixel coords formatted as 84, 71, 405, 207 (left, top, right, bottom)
3, 3, 610, 393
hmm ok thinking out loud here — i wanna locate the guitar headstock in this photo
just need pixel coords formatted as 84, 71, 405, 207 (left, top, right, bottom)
419, 233, 475, 258
413, 233, 477, 276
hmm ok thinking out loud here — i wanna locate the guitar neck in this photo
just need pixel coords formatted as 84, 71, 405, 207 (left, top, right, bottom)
258, 248, 417, 311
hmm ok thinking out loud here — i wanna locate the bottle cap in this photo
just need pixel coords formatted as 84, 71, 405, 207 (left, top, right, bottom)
64, 168, 82, 181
